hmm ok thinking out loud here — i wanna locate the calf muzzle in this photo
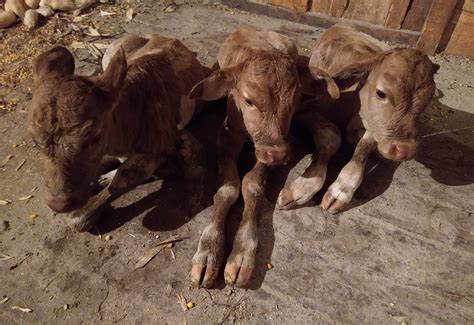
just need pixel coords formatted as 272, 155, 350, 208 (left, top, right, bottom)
378, 139, 418, 161
46, 191, 89, 213
255, 143, 290, 165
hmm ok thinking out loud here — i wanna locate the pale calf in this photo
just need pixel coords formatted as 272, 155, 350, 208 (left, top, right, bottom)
278, 24, 439, 213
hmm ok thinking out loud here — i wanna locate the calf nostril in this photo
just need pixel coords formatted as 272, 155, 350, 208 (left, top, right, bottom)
393, 143, 417, 160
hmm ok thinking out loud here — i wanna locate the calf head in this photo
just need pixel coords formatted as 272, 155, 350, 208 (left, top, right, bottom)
334, 48, 439, 161
29, 46, 127, 213
190, 51, 338, 165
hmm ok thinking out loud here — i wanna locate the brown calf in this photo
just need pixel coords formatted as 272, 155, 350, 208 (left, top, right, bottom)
188, 26, 339, 287
277, 24, 439, 213
29, 35, 209, 231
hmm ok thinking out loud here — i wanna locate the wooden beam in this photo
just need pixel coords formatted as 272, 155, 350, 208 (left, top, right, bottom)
329, 0, 348, 18
385, 0, 411, 29
311, 0, 330, 14
444, 9, 474, 58
456, 0, 474, 13
219, 0, 420, 46
416, 0, 457, 55
267, 0, 309, 12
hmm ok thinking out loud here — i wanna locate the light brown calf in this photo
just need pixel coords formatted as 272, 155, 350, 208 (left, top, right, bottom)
188, 26, 339, 288
29, 35, 209, 231
278, 24, 439, 213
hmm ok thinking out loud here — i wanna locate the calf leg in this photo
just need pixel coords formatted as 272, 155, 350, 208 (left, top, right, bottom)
191, 125, 246, 288
224, 161, 269, 287
66, 154, 164, 232
322, 131, 376, 213
278, 113, 341, 209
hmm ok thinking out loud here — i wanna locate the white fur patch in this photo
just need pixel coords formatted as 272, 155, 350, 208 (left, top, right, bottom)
236, 222, 258, 252
216, 183, 240, 202
97, 169, 117, 187
192, 224, 221, 264
328, 185, 350, 204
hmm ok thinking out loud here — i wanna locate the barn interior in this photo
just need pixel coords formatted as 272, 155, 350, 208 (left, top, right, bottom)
0, 1, 473, 323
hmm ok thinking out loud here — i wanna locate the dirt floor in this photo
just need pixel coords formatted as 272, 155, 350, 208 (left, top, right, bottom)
1, 1, 473, 324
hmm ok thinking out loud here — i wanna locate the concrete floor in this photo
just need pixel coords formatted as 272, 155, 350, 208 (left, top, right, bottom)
1, 2, 473, 324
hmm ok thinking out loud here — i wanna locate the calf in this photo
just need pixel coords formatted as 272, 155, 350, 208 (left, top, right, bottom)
277, 24, 439, 213
29, 35, 209, 231
188, 26, 339, 287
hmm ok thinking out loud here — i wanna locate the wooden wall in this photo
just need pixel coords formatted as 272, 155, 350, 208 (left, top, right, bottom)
258, 0, 474, 58
442, 0, 474, 58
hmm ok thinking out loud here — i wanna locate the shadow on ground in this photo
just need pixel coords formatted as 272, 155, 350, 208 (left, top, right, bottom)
93, 93, 474, 290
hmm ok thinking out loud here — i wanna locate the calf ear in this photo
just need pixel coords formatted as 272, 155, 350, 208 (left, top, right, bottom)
33, 46, 75, 82
298, 65, 340, 100
189, 67, 238, 101
332, 57, 378, 90
95, 47, 128, 92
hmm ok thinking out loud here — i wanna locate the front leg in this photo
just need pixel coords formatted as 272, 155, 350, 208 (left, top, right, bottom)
278, 112, 341, 209
224, 161, 269, 287
322, 131, 376, 213
191, 124, 246, 288
66, 154, 163, 232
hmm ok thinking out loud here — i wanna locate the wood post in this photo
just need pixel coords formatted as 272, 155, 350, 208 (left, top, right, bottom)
417, 0, 457, 55
385, 0, 411, 29
267, 0, 310, 12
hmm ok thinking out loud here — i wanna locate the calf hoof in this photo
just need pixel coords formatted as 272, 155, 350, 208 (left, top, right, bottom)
65, 207, 104, 232
224, 259, 254, 288
277, 176, 324, 210
224, 223, 257, 287
321, 186, 351, 214
97, 169, 117, 188
191, 224, 224, 288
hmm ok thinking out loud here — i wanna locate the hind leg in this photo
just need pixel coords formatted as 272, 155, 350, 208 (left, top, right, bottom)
102, 35, 148, 70
66, 154, 166, 232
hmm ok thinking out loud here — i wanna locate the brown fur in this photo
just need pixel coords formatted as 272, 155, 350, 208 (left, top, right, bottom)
189, 26, 339, 288
191, 26, 338, 165
29, 35, 209, 216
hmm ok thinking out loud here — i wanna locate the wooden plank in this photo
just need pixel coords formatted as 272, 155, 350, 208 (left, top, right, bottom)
385, 0, 411, 29
220, 0, 421, 46
417, 0, 457, 55
311, 0, 331, 15
329, 0, 348, 18
342, 0, 392, 25
402, 0, 434, 32
266, 0, 309, 12
456, 0, 474, 13
444, 9, 474, 58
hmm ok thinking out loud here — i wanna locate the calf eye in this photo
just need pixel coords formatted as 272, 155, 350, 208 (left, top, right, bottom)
376, 89, 386, 100
244, 97, 253, 106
